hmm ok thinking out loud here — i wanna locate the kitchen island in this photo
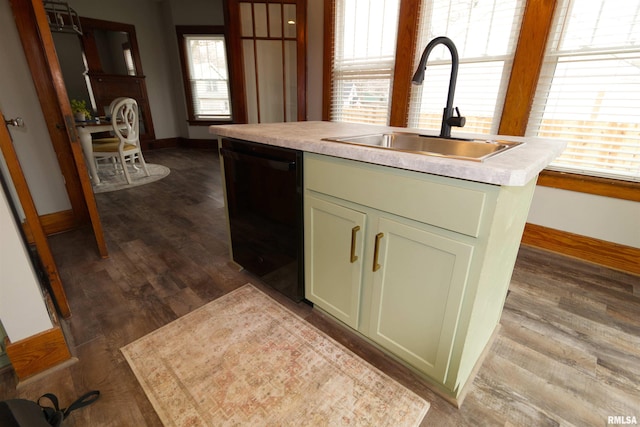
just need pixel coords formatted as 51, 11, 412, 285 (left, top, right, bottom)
211, 121, 566, 406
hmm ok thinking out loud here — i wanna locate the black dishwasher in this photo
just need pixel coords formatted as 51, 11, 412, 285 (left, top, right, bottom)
219, 138, 304, 301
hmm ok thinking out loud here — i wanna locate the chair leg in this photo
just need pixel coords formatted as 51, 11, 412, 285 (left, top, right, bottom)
138, 152, 150, 177
120, 153, 133, 184
111, 157, 119, 173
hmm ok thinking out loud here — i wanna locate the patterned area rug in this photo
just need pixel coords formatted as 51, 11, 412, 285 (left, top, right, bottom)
121, 284, 430, 426
93, 163, 170, 193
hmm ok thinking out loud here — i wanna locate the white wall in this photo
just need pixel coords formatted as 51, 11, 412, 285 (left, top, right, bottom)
169, 0, 225, 25
527, 186, 640, 248
0, 186, 53, 343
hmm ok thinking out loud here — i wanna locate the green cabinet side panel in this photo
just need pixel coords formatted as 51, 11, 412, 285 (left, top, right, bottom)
448, 178, 538, 392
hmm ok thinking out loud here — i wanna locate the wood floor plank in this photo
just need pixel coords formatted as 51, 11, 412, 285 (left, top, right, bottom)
491, 334, 638, 418
595, 351, 640, 396
466, 367, 560, 426
166, 287, 206, 318
480, 351, 604, 426
499, 310, 598, 377
69, 336, 156, 426
507, 291, 640, 357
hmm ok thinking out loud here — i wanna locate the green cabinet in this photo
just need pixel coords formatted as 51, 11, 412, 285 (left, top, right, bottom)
306, 189, 474, 383
304, 153, 537, 404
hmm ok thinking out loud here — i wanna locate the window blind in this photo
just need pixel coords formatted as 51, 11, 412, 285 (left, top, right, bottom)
185, 35, 232, 120
407, 0, 526, 135
330, 0, 400, 124
527, 0, 640, 182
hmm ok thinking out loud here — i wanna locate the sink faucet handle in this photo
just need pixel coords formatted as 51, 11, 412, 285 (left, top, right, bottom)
447, 107, 466, 128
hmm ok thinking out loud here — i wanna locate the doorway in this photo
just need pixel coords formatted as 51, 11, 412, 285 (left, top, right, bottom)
227, 0, 307, 123
8, 0, 108, 260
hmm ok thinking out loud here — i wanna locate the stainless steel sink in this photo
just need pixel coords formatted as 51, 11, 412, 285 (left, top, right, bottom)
322, 132, 524, 162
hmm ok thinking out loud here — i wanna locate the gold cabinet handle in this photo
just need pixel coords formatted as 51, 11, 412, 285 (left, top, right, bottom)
373, 232, 384, 272
350, 226, 360, 263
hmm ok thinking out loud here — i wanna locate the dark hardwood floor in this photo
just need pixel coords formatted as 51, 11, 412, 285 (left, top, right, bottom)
1, 147, 638, 426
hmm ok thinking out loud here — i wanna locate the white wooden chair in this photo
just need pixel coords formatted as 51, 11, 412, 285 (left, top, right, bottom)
92, 97, 128, 145
92, 97, 150, 184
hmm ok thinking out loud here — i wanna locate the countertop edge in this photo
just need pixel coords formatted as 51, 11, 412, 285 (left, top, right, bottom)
210, 122, 567, 187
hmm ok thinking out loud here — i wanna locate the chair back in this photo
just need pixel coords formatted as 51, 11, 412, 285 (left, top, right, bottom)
108, 97, 128, 118
111, 98, 139, 147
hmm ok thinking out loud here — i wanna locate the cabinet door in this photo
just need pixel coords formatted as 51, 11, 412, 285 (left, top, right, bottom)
368, 217, 474, 381
305, 195, 366, 328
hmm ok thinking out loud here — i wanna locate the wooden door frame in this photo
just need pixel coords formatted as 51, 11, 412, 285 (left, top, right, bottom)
1, 112, 71, 318
9, 0, 108, 259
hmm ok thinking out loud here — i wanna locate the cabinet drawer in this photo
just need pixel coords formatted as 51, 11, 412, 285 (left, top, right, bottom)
305, 153, 493, 237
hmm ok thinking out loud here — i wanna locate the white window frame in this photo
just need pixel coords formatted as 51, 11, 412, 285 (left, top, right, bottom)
177, 26, 233, 123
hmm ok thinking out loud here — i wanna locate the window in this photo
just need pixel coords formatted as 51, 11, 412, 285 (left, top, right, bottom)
527, 0, 640, 183
328, 0, 524, 131
328, 0, 401, 124
325, 0, 640, 195
329, 0, 525, 133
408, 0, 526, 134
122, 43, 136, 76
176, 26, 232, 123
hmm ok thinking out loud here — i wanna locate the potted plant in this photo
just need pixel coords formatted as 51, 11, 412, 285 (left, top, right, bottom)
70, 99, 91, 121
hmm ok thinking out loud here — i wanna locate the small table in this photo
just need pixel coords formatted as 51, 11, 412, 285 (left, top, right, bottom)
75, 121, 117, 185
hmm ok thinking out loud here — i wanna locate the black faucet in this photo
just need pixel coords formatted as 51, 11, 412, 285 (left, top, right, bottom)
412, 36, 466, 138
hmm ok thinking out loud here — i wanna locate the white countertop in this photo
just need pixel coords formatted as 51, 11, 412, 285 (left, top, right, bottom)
210, 121, 567, 186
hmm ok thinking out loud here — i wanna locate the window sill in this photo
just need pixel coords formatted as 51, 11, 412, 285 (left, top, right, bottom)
537, 170, 640, 202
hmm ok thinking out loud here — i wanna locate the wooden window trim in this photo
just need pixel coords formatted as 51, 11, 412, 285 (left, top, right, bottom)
497, 0, 557, 138
388, 0, 421, 127
295, 0, 308, 122
321, 0, 334, 121
537, 171, 640, 202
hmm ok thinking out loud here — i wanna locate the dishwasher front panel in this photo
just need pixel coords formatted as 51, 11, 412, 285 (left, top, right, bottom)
220, 138, 304, 301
